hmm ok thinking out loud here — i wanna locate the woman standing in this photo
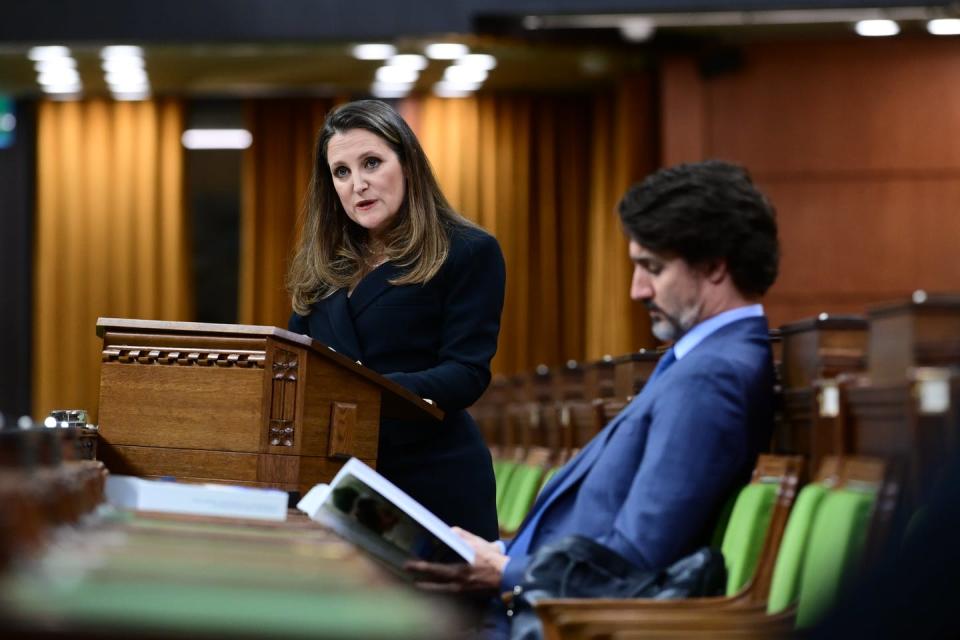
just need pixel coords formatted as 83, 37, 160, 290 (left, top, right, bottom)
287, 100, 503, 541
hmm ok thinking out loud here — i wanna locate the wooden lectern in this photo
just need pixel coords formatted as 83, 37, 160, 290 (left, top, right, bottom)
95, 318, 443, 494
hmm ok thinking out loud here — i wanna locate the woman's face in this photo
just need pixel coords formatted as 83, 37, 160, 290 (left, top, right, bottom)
326, 128, 406, 241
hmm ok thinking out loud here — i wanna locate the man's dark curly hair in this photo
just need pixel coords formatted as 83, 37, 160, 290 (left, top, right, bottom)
618, 160, 780, 297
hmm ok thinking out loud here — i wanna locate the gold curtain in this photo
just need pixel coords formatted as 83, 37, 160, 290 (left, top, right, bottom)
584, 79, 656, 361
33, 99, 190, 420
403, 78, 655, 374
239, 98, 337, 328
238, 80, 655, 377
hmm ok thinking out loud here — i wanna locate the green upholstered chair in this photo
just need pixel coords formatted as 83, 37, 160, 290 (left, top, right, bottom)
498, 463, 546, 534
794, 487, 876, 628
719, 481, 779, 596
495, 459, 518, 512
532, 457, 887, 640
530, 455, 806, 640
765, 483, 830, 615
764, 481, 876, 627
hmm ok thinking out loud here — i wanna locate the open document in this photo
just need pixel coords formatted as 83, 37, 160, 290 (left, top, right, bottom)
298, 458, 475, 575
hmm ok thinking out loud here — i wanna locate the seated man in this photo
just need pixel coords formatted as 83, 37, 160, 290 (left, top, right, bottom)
408, 160, 780, 634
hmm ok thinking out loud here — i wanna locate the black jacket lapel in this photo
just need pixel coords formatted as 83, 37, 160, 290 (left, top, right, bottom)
348, 263, 401, 318
325, 289, 364, 362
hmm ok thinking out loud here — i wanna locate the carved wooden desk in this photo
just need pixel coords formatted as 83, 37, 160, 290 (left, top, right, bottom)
95, 318, 442, 494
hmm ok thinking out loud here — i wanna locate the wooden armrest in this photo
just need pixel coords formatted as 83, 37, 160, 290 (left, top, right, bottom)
534, 592, 757, 613
536, 599, 794, 640
544, 608, 795, 640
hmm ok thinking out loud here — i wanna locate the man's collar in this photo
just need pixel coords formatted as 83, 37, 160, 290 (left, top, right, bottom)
673, 304, 765, 360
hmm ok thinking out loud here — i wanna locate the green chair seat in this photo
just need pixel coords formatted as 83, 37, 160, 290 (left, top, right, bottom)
719, 482, 778, 595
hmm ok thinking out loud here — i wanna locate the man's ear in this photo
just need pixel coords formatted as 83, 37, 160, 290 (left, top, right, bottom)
702, 258, 728, 284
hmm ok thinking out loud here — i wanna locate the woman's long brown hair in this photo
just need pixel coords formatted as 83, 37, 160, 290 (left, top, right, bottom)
287, 100, 476, 315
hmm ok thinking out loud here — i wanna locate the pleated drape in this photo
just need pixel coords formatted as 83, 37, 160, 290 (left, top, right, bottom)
239, 98, 337, 328
239, 80, 656, 376
33, 99, 190, 420
584, 79, 656, 361
405, 79, 656, 373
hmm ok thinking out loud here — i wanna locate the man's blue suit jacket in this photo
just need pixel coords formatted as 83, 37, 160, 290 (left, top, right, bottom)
501, 315, 775, 590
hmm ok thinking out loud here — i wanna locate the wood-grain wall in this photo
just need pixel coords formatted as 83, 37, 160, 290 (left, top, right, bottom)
660, 37, 960, 327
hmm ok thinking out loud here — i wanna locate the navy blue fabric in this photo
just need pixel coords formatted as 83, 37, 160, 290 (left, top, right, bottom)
289, 223, 505, 541
500, 316, 775, 594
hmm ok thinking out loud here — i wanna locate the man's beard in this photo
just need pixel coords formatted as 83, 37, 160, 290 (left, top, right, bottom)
645, 300, 700, 343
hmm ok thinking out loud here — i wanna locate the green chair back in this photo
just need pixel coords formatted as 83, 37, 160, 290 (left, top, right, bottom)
719, 482, 778, 595
537, 466, 560, 498
766, 483, 829, 614
794, 487, 876, 628
499, 463, 545, 532
495, 460, 518, 511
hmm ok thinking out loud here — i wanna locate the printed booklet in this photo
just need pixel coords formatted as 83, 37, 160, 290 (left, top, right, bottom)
297, 458, 475, 574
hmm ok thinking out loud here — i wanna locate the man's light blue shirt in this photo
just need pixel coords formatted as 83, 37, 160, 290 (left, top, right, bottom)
673, 304, 765, 360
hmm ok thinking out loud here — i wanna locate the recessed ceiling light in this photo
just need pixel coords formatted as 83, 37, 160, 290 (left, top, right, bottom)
433, 82, 473, 98
620, 17, 655, 42
352, 43, 397, 60
34, 57, 77, 73
112, 92, 151, 102
387, 54, 428, 70
927, 18, 960, 35
457, 54, 497, 70
434, 79, 481, 93
854, 19, 899, 37
370, 82, 412, 99
37, 68, 80, 86
375, 66, 418, 84
443, 66, 487, 84
41, 84, 83, 95
100, 45, 145, 59
181, 129, 253, 150
106, 69, 149, 86
102, 57, 145, 72
425, 43, 469, 60
28, 46, 71, 61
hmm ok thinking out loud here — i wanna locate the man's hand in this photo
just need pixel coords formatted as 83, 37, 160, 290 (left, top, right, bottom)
405, 527, 508, 595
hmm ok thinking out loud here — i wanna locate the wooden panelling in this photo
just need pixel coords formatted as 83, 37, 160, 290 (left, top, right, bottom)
706, 39, 960, 173
298, 351, 380, 460
98, 363, 263, 452
764, 179, 960, 295
660, 57, 705, 167
99, 443, 260, 481
661, 38, 960, 330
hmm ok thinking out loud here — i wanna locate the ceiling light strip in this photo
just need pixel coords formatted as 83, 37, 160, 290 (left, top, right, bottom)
525, 7, 933, 29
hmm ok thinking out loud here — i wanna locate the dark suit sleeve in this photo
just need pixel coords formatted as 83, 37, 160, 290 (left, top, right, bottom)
384, 230, 506, 411
598, 358, 752, 571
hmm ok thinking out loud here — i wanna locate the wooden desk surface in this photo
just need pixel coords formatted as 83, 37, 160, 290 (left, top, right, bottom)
0, 507, 462, 639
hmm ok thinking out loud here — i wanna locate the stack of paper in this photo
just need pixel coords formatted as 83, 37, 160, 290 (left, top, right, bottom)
105, 475, 288, 522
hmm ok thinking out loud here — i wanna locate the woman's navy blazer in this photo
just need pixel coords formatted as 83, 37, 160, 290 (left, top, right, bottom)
289, 223, 505, 540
